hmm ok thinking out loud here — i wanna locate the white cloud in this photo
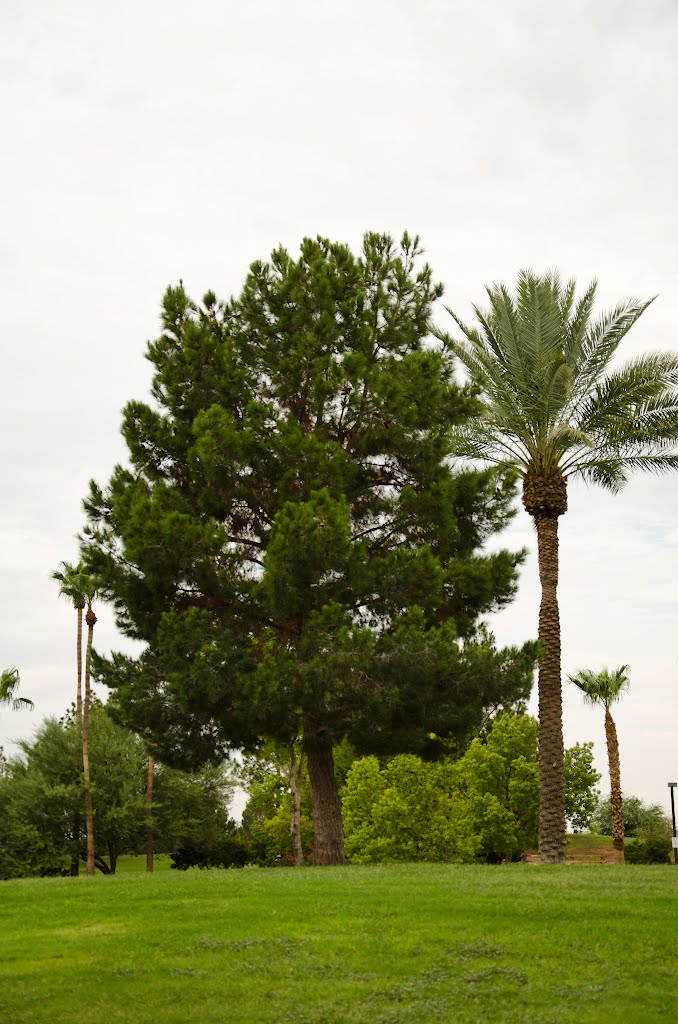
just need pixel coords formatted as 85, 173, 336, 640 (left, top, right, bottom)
1, 0, 677, 814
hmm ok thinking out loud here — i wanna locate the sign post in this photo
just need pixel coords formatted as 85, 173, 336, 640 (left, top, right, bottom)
669, 783, 678, 865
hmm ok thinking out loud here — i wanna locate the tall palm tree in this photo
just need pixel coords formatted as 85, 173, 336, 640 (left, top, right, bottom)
433, 270, 678, 862
0, 668, 33, 712
52, 561, 90, 874
52, 561, 99, 875
569, 665, 630, 863
82, 585, 98, 876
52, 561, 90, 724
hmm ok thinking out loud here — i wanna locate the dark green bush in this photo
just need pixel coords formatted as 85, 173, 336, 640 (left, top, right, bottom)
170, 835, 251, 870
625, 836, 671, 864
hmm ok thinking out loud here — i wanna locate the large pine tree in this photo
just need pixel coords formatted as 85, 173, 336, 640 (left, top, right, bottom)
82, 234, 535, 864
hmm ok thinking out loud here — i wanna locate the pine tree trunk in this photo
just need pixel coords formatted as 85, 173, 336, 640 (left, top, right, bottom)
605, 708, 625, 863
534, 515, 567, 863
83, 605, 97, 877
146, 755, 154, 873
289, 748, 304, 866
305, 735, 345, 866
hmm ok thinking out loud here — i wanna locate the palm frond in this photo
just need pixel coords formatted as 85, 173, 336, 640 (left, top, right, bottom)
448, 421, 531, 470
568, 666, 630, 709
567, 298, 657, 414
0, 667, 33, 712
562, 279, 597, 367
439, 272, 676, 492
52, 560, 97, 605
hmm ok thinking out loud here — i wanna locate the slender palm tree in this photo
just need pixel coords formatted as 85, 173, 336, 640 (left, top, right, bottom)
0, 668, 33, 712
52, 561, 89, 724
52, 561, 90, 874
82, 585, 98, 876
569, 665, 630, 863
433, 270, 678, 862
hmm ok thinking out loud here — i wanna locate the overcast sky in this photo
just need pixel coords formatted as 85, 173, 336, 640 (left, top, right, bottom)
2, 0, 677, 816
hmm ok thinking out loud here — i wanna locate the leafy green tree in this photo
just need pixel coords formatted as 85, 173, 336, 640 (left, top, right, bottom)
6, 709, 146, 875
625, 835, 671, 864
342, 714, 600, 863
237, 744, 314, 865
343, 754, 479, 863
434, 271, 678, 861
152, 761, 237, 869
564, 742, 600, 832
568, 665, 630, 861
0, 668, 33, 712
0, 707, 237, 878
591, 794, 670, 839
0, 743, 66, 879
82, 234, 536, 864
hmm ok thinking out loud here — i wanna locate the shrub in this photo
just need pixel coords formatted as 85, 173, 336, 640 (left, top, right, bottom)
625, 835, 672, 865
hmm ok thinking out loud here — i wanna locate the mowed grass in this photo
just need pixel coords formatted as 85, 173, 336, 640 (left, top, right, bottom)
1, 865, 676, 1024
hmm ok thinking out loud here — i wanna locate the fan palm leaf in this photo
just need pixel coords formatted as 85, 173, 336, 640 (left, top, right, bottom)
0, 668, 33, 712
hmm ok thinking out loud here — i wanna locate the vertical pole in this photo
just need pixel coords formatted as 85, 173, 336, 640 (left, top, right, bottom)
669, 783, 677, 865
146, 755, 154, 873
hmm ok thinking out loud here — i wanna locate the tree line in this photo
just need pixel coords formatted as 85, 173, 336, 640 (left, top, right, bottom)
8, 231, 676, 868
0, 702, 235, 879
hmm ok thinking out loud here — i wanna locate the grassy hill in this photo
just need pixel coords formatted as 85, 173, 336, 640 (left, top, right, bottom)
1, 863, 675, 1023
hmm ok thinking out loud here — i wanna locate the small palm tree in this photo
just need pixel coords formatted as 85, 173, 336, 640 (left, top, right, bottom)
568, 665, 630, 862
82, 583, 98, 877
0, 668, 33, 712
52, 561, 98, 876
434, 270, 678, 862
52, 561, 90, 723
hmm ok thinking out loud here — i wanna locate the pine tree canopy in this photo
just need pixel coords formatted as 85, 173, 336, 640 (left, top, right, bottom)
82, 233, 536, 770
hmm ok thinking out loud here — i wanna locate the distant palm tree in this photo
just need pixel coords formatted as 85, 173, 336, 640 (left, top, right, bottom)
52, 561, 99, 876
52, 561, 89, 723
569, 665, 630, 863
52, 561, 91, 874
434, 270, 678, 862
0, 668, 33, 712
82, 584, 98, 877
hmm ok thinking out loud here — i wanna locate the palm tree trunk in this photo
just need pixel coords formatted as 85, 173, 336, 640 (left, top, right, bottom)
534, 515, 566, 863
604, 708, 625, 863
146, 755, 154, 873
76, 601, 84, 725
83, 605, 97, 877
289, 748, 304, 866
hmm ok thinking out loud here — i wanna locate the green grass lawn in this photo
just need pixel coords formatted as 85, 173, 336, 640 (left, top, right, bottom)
1, 864, 676, 1024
